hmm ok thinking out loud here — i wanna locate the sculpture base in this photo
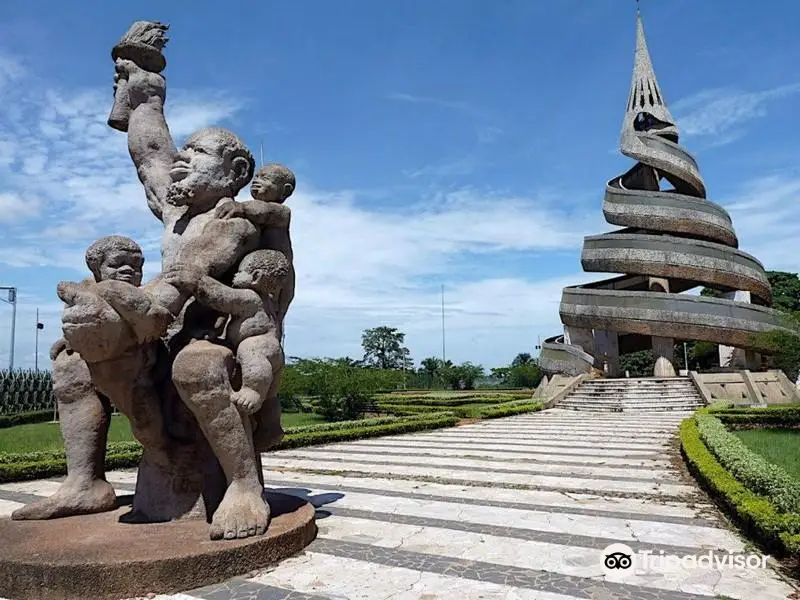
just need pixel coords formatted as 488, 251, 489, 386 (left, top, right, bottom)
0, 492, 317, 600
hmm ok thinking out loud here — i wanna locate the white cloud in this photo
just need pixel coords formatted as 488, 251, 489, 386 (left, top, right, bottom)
722, 173, 800, 273
0, 51, 607, 371
0, 53, 24, 93
673, 83, 800, 140
401, 156, 478, 179
0, 192, 41, 222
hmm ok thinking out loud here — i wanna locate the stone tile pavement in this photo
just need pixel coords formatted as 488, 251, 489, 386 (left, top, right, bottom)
1, 408, 796, 599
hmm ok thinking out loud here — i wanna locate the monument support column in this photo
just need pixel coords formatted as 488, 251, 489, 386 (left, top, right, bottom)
719, 291, 753, 369
594, 330, 620, 377
652, 336, 676, 377
648, 277, 677, 377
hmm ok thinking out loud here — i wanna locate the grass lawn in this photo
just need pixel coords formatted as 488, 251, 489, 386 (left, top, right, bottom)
0, 415, 136, 453
0, 411, 328, 454
734, 428, 800, 481
281, 411, 326, 428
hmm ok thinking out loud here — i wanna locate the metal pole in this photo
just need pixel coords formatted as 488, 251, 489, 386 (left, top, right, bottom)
34, 308, 39, 372
683, 342, 689, 373
441, 284, 446, 363
9, 289, 16, 371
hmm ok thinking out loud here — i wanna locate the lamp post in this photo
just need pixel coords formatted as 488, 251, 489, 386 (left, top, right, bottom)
35, 309, 44, 371
0, 287, 17, 370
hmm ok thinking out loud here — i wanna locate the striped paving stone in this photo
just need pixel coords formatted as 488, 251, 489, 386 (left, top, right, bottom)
294, 443, 672, 468
1, 408, 795, 599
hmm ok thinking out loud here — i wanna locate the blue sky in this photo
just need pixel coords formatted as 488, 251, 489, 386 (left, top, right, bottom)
1, 0, 799, 370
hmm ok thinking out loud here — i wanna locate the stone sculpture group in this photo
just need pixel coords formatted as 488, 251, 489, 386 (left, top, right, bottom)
12, 21, 295, 541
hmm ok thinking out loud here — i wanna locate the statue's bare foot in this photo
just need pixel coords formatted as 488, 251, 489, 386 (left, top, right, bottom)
11, 479, 116, 521
209, 481, 269, 540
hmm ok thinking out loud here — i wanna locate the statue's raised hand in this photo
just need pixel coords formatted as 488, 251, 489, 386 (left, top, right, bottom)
115, 58, 165, 107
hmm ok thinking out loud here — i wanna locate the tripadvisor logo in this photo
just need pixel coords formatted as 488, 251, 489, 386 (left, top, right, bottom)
602, 543, 635, 577
601, 543, 769, 578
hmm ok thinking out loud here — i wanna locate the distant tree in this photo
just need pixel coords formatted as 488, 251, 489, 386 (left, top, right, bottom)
438, 361, 484, 390
420, 357, 443, 388
458, 362, 485, 390
766, 271, 800, 314
700, 287, 724, 299
361, 326, 411, 370
511, 352, 535, 367
507, 363, 543, 388
490, 366, 510, 381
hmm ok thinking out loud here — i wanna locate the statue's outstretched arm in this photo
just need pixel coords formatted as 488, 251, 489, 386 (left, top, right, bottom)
122, 62, 176, 222
108, 21, 175, 222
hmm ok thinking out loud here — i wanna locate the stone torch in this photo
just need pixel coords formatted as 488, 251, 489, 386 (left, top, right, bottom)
108, 21, 169, 132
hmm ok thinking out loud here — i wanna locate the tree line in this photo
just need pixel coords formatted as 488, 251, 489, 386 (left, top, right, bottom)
277, 325, 543, 420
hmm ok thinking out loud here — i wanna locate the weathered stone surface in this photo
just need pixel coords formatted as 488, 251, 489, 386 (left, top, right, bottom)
541, 11, 796, 378
16, 20, 304, 553
0, 493, 316, 600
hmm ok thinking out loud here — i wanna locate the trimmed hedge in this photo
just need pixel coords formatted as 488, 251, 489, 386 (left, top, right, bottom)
0, 400, 538, 483
710, 405, 800, 427
377, 396, 512, 407
696, 411, 800, 514
0, 410, 53, 429
680, 416, 800, 557
275, 414, 459, 450
0, 413, 460, 483
473, 401, 543, 419
377, 392, 531, 403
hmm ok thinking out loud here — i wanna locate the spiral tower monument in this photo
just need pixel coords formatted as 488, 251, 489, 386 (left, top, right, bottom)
539, 10, 795, 378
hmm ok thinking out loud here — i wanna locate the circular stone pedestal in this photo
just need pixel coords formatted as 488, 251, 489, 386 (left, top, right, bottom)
0, 492, 317, 600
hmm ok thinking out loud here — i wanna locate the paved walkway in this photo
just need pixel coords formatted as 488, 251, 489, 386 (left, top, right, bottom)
1, 409, 796, 599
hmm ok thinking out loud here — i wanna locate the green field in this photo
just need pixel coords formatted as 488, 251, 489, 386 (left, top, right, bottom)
734, 428, 800, 481
0, 411, 327, 454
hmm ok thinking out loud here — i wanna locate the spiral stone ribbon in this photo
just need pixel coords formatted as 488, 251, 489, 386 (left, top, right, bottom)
539, 12, 794, 377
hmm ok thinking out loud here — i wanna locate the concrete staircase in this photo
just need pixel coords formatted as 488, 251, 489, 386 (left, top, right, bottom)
556, 377, 705, 412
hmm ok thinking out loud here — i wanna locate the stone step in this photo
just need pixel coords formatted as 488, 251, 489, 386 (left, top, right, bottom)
581, 386, 696, 391
560, 397, 702, 404
558, 405, 702, 412
575, 389, 697, 398
583, 381, 694, 390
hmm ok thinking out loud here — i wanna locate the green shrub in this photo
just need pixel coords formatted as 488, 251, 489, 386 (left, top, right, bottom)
680, 417, 800, 557
0, 414, 459, 483
710, 405, 800, 427
275, 414, 459, 450
473, 401, 543, 419
374, 404, 442, 417
0, 410, 53, 429
695, 412, 800, 514
377, 396, 511, 407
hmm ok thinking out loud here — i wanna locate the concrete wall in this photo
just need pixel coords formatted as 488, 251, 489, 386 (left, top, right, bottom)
690, 370, 800, 406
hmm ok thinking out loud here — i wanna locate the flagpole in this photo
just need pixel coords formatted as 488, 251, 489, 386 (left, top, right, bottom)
441, 284, 446, 363
34, 308, 39, 372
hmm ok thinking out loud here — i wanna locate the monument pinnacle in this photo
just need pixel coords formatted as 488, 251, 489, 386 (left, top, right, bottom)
621, 10, 676, 144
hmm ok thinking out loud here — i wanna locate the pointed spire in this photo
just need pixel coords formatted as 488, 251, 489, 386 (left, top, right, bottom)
620, 9, 677, 143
